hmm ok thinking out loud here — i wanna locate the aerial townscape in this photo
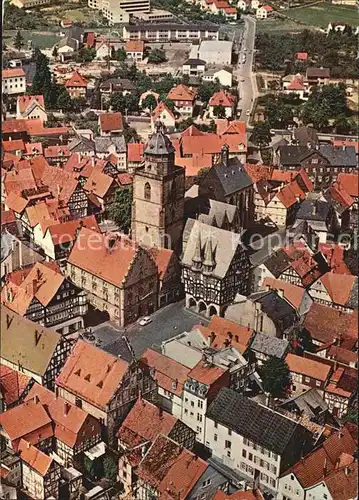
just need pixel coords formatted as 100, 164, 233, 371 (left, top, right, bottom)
1, 0, 358, 497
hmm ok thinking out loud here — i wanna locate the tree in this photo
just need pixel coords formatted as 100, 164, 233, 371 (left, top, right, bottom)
103, 456, 117, 484
195, 167, 210, 185
148, 48, 167, 64
14, 30, 24, 51
114, 48, 127, 61
32, 49, 53, 107
301, 84, 348, 131
109, 187, 132, 233
74, 47, 96, 63
141, 93, 157, 111
52, 45, 58, 59
213, 105, 226, 119
160, 98, 175, 112
56, 87, 72, 111
259, 357, 291, 399
250, 121, 271, 147
197, 80, 221, 104
124, 126, 139, 143
72, 96, 87, 112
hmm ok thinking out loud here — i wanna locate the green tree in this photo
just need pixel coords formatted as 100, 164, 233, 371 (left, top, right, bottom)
114, 48, 127, 61
110, 93, 125, 112
72, 96, 87, 112
141, 93, 157, 111
123, 126, 139, 143
148, 48, 167, 64
197, 80, 221, 104
56, 87, 73, 111
90, 89, 102, 110
213, 105, 226, 119
259, 357, 291, 399
52, 46, 58, 59
250, 121, 271, 147
161, 98, 175, 112
32, 49, 53, 106
103, 456, 117, 484
343, 407, 358, 425
14, 30, 24, 51
109, 187, 132, 233
195, 167, 210, 184
301, 84, 348, 130
74, 47, 96, 63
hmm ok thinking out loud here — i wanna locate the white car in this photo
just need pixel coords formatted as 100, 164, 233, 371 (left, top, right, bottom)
139, 316, 152, 326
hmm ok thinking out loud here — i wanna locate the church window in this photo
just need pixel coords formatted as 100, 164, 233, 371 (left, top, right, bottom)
144, 182, 151, 200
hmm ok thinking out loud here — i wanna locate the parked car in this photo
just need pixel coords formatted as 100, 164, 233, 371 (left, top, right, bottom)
246, 109, 250, 116
139, 316, 152, 326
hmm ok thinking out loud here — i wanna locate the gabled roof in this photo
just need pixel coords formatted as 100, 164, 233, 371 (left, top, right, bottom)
17, 95, 45, 115
207, 316, 253, 351
18, 440, 53, 476
320, 273, 357, 307
285, 353, 331, 382
188, 359, 226, 386
56, 340, 129, 410
0, 364, 30, 407
47, 215, 99, 245
250, 332, 289, 359
2, 68, 25, 79
125, 40, 144, 53
207, 388, 308, 455
306, 67, 330, 78
209, 90, 234, 107
137, 434, 207, 495
296, 52, 308, 61
337, 173, 358, 198
324, 462, 358, 500
118, 397, 177, 447
65, 70, 88, 88
167, 84, 196, 102
152, 101, 175, 121
181, 124, 207, 137
0, 304, 63, 377
148, 246, 175, 280
0, 400, 52, 448
181, 133, 247, 156
262, 277, 306, 310
5, 191, 28, 214
83, 168, 115, 198
99, 112, 123, 132
140, 348, 190, 398
127, 142, 144, 163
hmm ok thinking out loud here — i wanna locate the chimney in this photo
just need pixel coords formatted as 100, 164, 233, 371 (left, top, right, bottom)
234, 334, 239, 342
209, 331, 216, 344
312, 202, 317, 215
345, 466, 350, 476
159, 407, 163, 418
221, 144, 229, 167
27, 441, 30, 449
34, 395, 39, 404
277, 288, 284, 298
323, 457, 327, 477
265, 284, 271, 291
64, 402, 70, 416
227, 331, 233, 340
55, 386, 59, 397
138, 390, 142, 401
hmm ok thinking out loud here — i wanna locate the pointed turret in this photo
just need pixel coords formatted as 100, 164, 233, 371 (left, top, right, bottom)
203, 236, 215, 273
191, 232, 202, 270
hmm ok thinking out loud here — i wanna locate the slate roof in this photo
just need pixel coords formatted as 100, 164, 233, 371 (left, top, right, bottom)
248, 290, 297, 331
99, 78, 137, 92
212, 156, 253, 196
249, 332, 289, 359
262, 248, 291, 278
279, 144, 357, 167
296, 199, 330, 222
207, 388, 306, 455
58, 37, 78, 50
293, 126, 318, 146
183, 58, 206, 66
198, 199, 238, 228
306, 67, 330, 79
69, 136, 95, 153
94, 136, 126, 154
144, 124, 176, 156
279, 388, 329, 420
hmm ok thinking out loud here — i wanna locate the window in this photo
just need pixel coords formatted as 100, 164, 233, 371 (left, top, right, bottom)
197, 413, 203, 422
316, 380, 321, 387
214, 434, 218, 441
304, 376, 310, 383
198, 400, 203, 408
144, 182, 151, 200
191, 401, 194, 407
214, 422, 218, 428
227, 450, 231, 458
185, 398, 188, 403
197, 426, 202, 433
248, 453, 253, 461
225, 440, 231, 449
202, 479, 211, 487
228, 429, 232, 436
184, 409, 188, 414
242, 449, 247, 458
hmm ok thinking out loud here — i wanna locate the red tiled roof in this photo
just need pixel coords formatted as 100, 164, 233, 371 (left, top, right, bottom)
214, 490, 263, 500
5, 191, 28, 214
41, 164, 78, 204
1, 119, 28, 134
181, 133, 247, 156
47, 215, 100, 246
224, 6, 237, 13
244, 163, 272, 183
24, 142, 43, 156
167, 84, 196, 102
148, 246, 174, 280
276, 182, 299, 208
65, 71, 88, 88
18, 440, 53, 476
283, 425, 357, 488
327, 345, 357, 366
2, 68, 25, 79
209, 90, 234, 108
118, 397, 177, 446
86, 32, 95, 48
337, 173, 358, 199
325, 365, 357, 397
83, 168, 115, 198
296, 52, 308, 61
216, 119, 245, 136
136, 434, 207, 496
44, 145, 70, 159
17, 95, 45, 114
56, 340, 128, 410
3, 168, 37, 196
99, 112, 123, 132
318, 243, 351, 275
262, 277, 305, 310
140, 348, 190, 397
0, 400, 52, 450
303, 302, 357, 347
285, 353, 331, 382
324, 462, 358, 500
320, 272, 356, 306
207, 316, 253, 352
175, 153, 213, 177
181, 124, 207, 137
188, 359, 226, 386
287, 78, 305, 91
331, 182, 354, 209
125, 40, 144, 53
0, 364, 30, 406
2, 139, 25, 152
118, 173, 133, 186
128, 142, 144, 163
1, 209, 17, 226
152, 101, 175, 121
262, 4, 273, 10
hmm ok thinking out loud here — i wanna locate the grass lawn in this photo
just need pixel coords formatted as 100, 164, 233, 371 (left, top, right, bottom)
282, 2, 357, 28
4, 30, 60, 49
256, 18, 316, 33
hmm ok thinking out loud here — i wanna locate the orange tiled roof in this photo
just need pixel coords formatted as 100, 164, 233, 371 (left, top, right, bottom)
337, 173, 358, 198
175, 153, 213, 176
214, 490, 263, 500
1, 209, 17, 226
17, 95, 45, 114
283, 425, 357, 488
181, 124, 207, 137
0, 400, 52, 449
65, 70, 88, 88
140, 348, 190, 397
125, 40, 144, 53
318, 243, 351, 275
44, 145, 70, 159
67, 227, 140, 288
99, 112, 123, 133
5, 191, 28, 214
276, 182, 300, 208
55, 340, 129, 410
152, 101, 175, 121
296, 52, 308, 61
188, 359, 226, 386
216, 119, 245, 136
41, 164, 78, 204
167, 84, 196, 102
24, 142, 43, 156
25, 201, 59, 228
83, 168, 115, 198
324, 462, 358, 500
148, 246, 174, 280
47, 215, 99, 246
262, 277, 305, 310
3, 168, 37, 196
118, 173, 133, 186
320, 272, 356, 306
128, 142, 144, 163
2, 139, 25, 152
118, 397, 177, 446
18, 439, 53, 476
1, 118, 28, 134
181, 133, 247, 156
285, 353, 331, 382
0, 364, 30, 406
331, 182, 354, 209
209, 90, 234, 108
2, 68, 25, 79
207, 316, 253, 350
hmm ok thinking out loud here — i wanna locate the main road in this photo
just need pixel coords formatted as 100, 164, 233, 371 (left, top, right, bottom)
233, 15, 257, 125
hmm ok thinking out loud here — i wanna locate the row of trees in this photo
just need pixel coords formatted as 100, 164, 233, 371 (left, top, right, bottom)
255, 29, 359, 79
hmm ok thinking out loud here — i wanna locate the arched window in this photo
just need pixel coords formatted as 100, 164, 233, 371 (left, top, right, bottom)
144, 182, 151, 201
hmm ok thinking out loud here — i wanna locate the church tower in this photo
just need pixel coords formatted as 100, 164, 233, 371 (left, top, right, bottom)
131, 122, 185, 255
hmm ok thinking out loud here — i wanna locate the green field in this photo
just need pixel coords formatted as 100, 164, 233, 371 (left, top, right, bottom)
283, 2, 357, 28
256, 18, 316, 33
4, 30, 60, 49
